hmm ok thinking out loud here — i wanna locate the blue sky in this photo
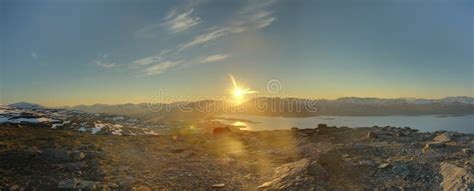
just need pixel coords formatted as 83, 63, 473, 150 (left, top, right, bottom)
1, 0, 473, 106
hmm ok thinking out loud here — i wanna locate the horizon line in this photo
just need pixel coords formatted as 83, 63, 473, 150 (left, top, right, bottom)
3, 95, 473, 108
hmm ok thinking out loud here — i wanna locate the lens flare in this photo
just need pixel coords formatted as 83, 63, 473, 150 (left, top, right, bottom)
229, 74, 257, 104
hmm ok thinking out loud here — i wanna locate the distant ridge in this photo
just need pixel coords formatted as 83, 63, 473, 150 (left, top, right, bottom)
59, 96, 474, 120
8, 102, 44, 110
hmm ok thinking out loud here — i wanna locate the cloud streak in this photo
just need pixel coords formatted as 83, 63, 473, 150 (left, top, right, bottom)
132, 0, 275, 76
163, 9, 201, 33
175, 0, 277, 51
96, 61, 116, 68
143, 60, 183, 75
177, 27, 244, 51
134, 1, 202, 38
133, 56, 163, 66
198, 54, 229, 63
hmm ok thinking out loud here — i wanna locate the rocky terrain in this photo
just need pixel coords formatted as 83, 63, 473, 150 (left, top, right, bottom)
0, 104, 176, 136
1, 119, 472, 190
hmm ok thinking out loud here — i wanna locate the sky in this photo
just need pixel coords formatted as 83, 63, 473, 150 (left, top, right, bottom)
1, 0, 473, 106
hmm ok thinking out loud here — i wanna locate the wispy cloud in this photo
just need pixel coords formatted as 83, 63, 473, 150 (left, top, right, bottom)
143, 60, 183, 75
133, 0, 275, 75
177, 27, 244, 51
31, 51, 38, 59
175, 0, 277, 51
94, 54, 117, 68
198, 54, 229, 63
134, 1, 203, 38
133, 56, 163, 66
163, 9, 201, 33
248, 10, 276, 29
96, 61, 117, 68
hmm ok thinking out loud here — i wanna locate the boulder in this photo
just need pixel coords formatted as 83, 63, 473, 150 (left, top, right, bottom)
257, 158, 327, 190
440, 162, 473, 191
434, 132, 455, 143
378, 163, 390, 169
423, 142, 446, 152
462, 148, 473, 154
307, 161, 328, 179
367, 131, 377, 139
211, 183, 226, 189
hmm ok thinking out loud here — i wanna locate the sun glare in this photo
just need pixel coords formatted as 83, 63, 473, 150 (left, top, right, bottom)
229, 74, 257, 104
233, 88, 244, 98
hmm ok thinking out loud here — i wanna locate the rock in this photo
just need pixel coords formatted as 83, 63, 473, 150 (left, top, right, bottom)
41, 148, 71, 162
392, 164, 410, 177
433, 132, 454, 143
378, 163, 390, 169
440, 162, 474, 191
359, 160, 376, 166
109, 183, 119, 189
9, 185, 21, 190
257, 158, 326, 190
367, 131, 377, 139
84, 151, 106, 160
307, 161, 328, 179
299, 128, 317, 136
211, 183, 225, 189
90, 166, 107, 181
58, 178, 99, 189
71, 151, 85, 161
317, 124, 327, 128
457, 136, 471, 144
118, 176, 134, 188
423, 142, 445, 152
462, 148, 472, 154
133, 185, 151, 191
63, 162, 85, 171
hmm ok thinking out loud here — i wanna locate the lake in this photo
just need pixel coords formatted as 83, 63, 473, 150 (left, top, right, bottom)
215, 114, 474, 134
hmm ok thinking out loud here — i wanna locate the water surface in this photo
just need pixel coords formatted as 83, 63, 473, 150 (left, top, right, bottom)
215, 114, 474, 134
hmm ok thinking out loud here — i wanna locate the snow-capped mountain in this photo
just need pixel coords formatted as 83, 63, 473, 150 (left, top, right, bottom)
332, 97, 474, 105
0, 104, 170, 136
440, 96, 474, 105
8, 102, 44, 110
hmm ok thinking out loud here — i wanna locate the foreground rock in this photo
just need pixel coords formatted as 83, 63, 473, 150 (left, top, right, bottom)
257, 158, 327, 190
440, 162, 473, 191
0, 124, 472, 190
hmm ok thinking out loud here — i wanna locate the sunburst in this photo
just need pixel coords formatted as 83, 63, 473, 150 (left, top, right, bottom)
229, 74, 257, 104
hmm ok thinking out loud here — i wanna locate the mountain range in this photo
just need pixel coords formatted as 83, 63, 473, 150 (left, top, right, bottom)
44, 96, 474, 120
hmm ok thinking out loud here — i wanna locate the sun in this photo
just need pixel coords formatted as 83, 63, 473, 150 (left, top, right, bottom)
233, 88, 244, 98
229, 74, 257, 104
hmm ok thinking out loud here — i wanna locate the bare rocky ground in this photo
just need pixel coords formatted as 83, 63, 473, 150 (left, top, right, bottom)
0, 124, 473, 190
